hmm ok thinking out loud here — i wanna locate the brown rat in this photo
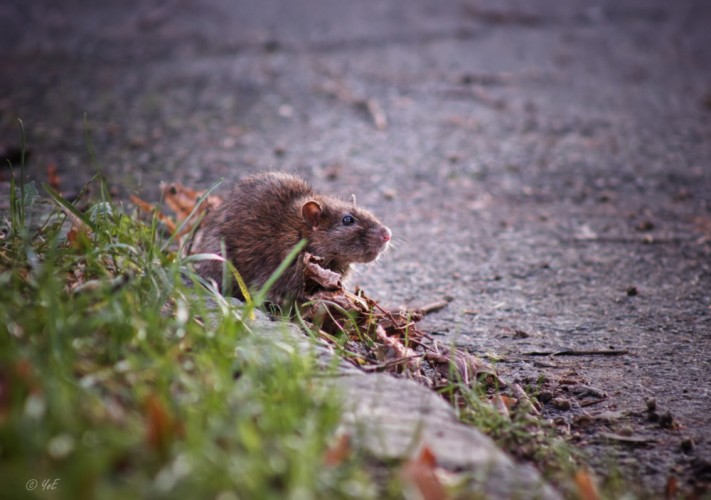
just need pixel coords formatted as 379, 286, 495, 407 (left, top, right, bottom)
191, 171, 391, 305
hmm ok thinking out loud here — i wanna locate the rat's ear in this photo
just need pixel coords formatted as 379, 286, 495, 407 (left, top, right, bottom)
301, 200, 322, 227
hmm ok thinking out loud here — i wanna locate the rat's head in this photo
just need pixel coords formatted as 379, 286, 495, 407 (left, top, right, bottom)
299, 196, 391, 268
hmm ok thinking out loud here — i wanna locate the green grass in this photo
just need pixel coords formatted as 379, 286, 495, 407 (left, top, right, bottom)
0, 178, 378, 499
0, 161, 656, 499
453, 386, 579, 492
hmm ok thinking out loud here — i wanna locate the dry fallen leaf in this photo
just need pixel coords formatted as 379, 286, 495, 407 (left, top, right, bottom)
401, 446, 448, 500
323, 433, 351, 466
574, 469, 600, 500
160, 182, 222, 223
303, 253, 343, 291
300, 257, 503, 395
145, 394, 180, 456
0, 360, 41, 425
491, 395, 512, 419
66, 225, 92, 250
374, 325, 422, 372
665, 475, 677, 499
47, 163, 61, 192
131, 182, 224, 243
130, 195, 177, 233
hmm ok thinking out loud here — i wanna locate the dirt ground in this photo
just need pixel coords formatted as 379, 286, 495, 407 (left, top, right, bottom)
2, 0, 710, 496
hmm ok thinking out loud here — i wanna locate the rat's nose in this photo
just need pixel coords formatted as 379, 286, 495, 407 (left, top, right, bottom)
380, 226, 392, 243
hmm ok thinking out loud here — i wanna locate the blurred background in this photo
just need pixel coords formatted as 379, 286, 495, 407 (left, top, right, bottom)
2, 0, 711, 492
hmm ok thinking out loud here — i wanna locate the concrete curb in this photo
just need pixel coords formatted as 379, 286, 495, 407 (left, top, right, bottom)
241, 309, 561, 499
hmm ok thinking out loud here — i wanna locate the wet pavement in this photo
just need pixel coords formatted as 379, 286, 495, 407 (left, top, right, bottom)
2, 0, 711, 495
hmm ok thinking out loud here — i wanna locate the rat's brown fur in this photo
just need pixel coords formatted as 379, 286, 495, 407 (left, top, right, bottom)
192, 172, 391, 305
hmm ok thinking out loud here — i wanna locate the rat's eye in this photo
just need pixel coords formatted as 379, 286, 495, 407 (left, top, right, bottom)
342, 215, 355, 226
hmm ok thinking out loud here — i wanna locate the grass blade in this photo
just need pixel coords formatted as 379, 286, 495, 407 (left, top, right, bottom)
160, 179, 223, 253
253, 239, 307, 307
42, 182, 96, 232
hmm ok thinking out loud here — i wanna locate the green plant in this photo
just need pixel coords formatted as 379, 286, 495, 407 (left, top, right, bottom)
0, 175, 378, 499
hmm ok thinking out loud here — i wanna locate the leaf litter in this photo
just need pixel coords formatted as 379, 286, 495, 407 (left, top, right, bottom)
128, 183, 623, 494
131, 185, 567, 429
42, 177, 656, 496
21, 161, 695, 496
131, 184, 557, 413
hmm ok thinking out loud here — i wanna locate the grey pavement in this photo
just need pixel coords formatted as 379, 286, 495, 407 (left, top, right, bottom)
2, 0, 711, 495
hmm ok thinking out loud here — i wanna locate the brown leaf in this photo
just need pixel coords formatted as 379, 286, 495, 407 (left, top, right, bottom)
491, 395, 511, 419
418, 446, 437, 468
160, 182, 222, 222
574, 469, 600, 500
145, 394, 178, 456
130, 194, 177, 234
401, 446, 448, 500
47, 163, 61, 192
301, 282, 500, 398
303, 253, 343, 291
128, 194, 155, 213
665, 476, 677, 499
375, 325, 421, 372
323, 433, 351, 466
0, 360, 41, 424
66, 226, 91, 250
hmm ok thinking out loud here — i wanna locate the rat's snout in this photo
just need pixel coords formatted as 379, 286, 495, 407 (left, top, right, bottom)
380, 226, 392, 244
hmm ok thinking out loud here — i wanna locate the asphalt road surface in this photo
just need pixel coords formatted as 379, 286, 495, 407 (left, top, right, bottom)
2, 0, 710, 495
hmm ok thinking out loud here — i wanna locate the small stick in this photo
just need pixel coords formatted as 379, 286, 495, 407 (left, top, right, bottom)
580, 399, 607, 408
360, 354, 425, 372
523, 350, 630, 357
368, 296, 406, 328
567, 237, 690, 245
364, 99, 388, 130
511, 383, 540, 416
414, 299, 450, 315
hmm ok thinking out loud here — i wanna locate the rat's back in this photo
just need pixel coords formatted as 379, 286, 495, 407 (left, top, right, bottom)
192, 172, 313, 298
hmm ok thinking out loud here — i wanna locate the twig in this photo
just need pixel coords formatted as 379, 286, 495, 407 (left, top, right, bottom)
523, 350, 629, 357
367, 296, 416, 335
567, 237, 691, 245
360, 354, 425, 372
364, 99, 388, 130
580, 399, 607, 408
512, 383, 540, 416
414, 299, 450, 315
599, 432, 656, 445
